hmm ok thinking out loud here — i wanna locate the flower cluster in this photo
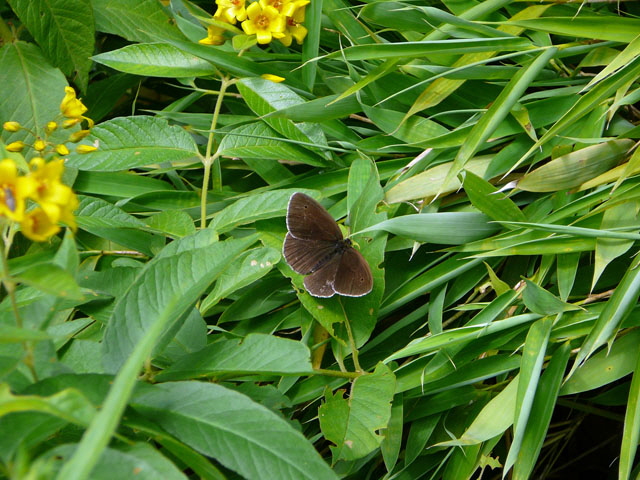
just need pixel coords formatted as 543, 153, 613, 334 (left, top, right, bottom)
1, 86, 92, 241
200, 0, 309, 46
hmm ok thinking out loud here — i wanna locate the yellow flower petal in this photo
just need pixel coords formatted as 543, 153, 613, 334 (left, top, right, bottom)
21, 208, 61, 242
261, 74, 285, 82
256, 30, 272, 44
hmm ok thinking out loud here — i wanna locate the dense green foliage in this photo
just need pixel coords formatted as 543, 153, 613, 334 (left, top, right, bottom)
1, 0, 640, 479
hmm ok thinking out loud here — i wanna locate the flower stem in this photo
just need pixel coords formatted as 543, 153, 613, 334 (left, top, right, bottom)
200, 77, 235, 228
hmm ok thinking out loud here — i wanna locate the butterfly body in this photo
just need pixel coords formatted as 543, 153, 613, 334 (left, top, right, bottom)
283, 192, 373, 298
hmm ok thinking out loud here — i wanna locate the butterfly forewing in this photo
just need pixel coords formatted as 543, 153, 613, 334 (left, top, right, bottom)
283, 233, 338, 275
332, 247, 373, 297
286, 193, 343, 241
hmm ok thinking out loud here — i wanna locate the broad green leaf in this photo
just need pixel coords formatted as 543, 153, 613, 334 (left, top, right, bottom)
156, 334, 314, 381
517, 140, 634, 192
201, 246, 281, 311
319, 363, 395, 463
102, 232, 256, 372
385, 157, 492, 204
217, 122, 326, 167
562, 329, 640, 395
132, 382, 339, 480
462, 170, 526, 222
58, 234, 257, 480
145, 210, 196, 238
437, 376, 518, 446
73, 171, 174, 197
14, 264, 83, 301
43, 443, 187, 480
66, 116, 199, 171
593, 200, 639, 289
208, 188, 316, 234
91, 0, 185, 43
75, 196, 162, 257
521, 280, 581, 315
0, 325, 51, 343
361, 212, 500, 244
0, 42, 68, 145
92, 43, 217, 77
236, 78, 330, 160
0, 384, 95, 426
7, 0, 94, 89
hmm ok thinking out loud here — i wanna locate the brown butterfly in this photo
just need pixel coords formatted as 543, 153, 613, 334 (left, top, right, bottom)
283, 192, 373, 298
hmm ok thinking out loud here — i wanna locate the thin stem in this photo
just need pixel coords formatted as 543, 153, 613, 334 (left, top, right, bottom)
0, 226, 38, 382
200, 77, 236, 228
314, 368, 362, 379
339, 300, 363, 373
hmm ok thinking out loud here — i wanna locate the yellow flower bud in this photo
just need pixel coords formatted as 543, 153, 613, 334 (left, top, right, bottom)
6, 141, 25, 152
76, 145, 97, 154
45, 122, 58, 134
60, 86, 88, 118
3, 121, 21, 132
34, 139, 47, 152
29, 157, 46, 170
261, 74, 285, 83
55, 144, 70, 155
62, 118, 81, 129
69, 130, 91, 143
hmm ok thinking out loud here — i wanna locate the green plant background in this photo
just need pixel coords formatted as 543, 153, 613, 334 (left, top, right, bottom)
1, 0, 640, 479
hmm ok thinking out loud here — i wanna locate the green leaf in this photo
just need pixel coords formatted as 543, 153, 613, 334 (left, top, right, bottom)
462, 170, 526, 222
506, 16, 640, 43
66, 116, 199, 171
132, 382, 339, 480
0, 42, 68, 145
42, 443, 187, 480
0, 384, 95, 426
156, 334, 314, 381
145, 210, 197, 238
200, 246, 281, 312
517, 140, 634, 192
521, 279, 581, 315
14, 264, 83, 301
361, 212, 500, 244
319, 363, 396, 463
217, 122, 326, 167
619, 341, 640, 480
236, 78, 330, 160
324, 37, 531, 61
91, 0, 185, 43
0, 325, 52, 343
7, 0, 94, 89
102, 232, 256, 373
92, 43, 218, 77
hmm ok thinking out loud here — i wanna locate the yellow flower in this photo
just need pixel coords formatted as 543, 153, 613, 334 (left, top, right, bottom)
259, 0, 308, 17
62, 118, 81, 129
76, 145, 97, 154
6, 141, 25, 152
46, 121, 58, 134
28, 158, 69, 223
0, 159, 35, 222
3, 121, 21, 132
60, 86, 87, 118
279, 4, 307, 46
69, 130, 91, 143
241, 3, 285, 44
199, 25, 227, 45
55, 144, 70, 155
21, 208, 61, 242
60, 87, 94, 128
34, 139, 47, 152
261, 73, 285, 82
214, 0, 247, 23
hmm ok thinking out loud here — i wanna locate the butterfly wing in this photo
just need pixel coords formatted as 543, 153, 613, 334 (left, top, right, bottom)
283, 233, 337, 275
303, 254, 341, 298
286, 192, 343, 242
332, 247, 373, 297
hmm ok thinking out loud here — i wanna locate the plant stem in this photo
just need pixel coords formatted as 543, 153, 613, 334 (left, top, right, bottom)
200, 77, 235, 228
